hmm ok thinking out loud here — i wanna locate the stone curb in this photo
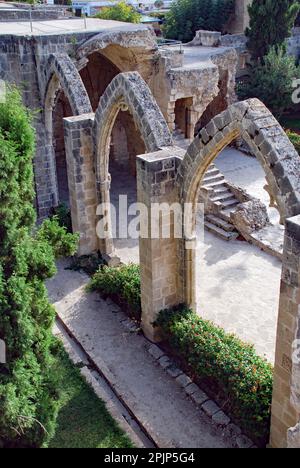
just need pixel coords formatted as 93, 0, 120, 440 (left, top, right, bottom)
147, 343, 256, 449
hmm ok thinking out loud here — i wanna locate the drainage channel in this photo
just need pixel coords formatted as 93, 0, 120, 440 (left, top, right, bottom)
55, 317, 157, 449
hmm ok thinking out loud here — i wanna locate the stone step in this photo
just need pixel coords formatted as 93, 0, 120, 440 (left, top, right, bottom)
204, 168, 220, 178
220, 206, 238, 221
205, 214, 236, 232
202, 174, 225, 185
201, 180, 227, 190
204, 220, 239, 241
221, 198, 239, 209
211, 193, 237, 204
212, 187, 231, 196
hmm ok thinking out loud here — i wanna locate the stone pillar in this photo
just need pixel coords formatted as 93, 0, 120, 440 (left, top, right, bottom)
137, 147, 185, 342
270, 215, 300, 448
63, 113, 98, 256
227, 0, 252, 34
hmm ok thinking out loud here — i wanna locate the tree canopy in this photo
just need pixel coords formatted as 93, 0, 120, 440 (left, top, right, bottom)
94, 1, 142, 23
164, 0, 234, 43
246, 0, 300, 61
237, 46, 300, 118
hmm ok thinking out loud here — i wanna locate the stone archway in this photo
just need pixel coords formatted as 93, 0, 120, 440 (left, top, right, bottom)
177, 99, 300, 308
137, 98, 300, 448
176, 98, 300, 448
93, 71, 172, 256
44, 53, 92, 207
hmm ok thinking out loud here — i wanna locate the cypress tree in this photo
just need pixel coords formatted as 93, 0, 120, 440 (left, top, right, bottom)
246, 0, 300, 61
0, 87, 78, 447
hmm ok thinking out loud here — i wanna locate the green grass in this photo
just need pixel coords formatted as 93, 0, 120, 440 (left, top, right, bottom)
46, 343, 133, 449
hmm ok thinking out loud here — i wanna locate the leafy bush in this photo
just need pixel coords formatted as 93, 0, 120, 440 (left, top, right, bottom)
164, 0, 234, 43
0, 86, 78, 448
94, 1, 142, 23
287, 129, 300, 153
37, 217, 79, 259
88, 260, 273, 444
237, 46, 300, 118
156, 306, 273, 446
88, 264, 141, 319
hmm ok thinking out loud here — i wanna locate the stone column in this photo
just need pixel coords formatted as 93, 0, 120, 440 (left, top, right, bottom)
63, 113, 98, 256
270, 215, 300, 448
137, 147, 185, 342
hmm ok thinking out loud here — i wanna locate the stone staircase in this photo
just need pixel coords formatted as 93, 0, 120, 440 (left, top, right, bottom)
173, 127, 240, 241
201, 165, 239, 241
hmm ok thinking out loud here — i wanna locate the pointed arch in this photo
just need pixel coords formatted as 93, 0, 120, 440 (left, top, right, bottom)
174, 99, 300, 447
178, 99, 300, 233
93, 71, 172, 255
43, 53, 92, 207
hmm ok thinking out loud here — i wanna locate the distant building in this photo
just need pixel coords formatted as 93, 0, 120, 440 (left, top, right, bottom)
71, 1, 173, 17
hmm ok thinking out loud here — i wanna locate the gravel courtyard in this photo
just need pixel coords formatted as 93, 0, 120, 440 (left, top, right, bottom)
111, 148, 282, 363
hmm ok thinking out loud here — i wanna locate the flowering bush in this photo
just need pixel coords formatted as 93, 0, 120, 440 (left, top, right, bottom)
156, 306, 273, 446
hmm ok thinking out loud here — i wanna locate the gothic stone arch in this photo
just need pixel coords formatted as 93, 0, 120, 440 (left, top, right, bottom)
93, 71, 172, 255
44, 53, 92, 206
137, 98, 300, 447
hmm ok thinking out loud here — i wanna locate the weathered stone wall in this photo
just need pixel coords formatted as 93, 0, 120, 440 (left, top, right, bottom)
0, 26, 154, 217
0, 21, 239, 218
271, 215, 300, 448
225, 0, 252, 34
64, 113, 98, 256
110, 109, 146, 176
137, 147, 185, 342
135, 98, 300, 448
79, 52, 120, 112
0, 31, 96, 217
149, 46, 237, 139
0, 6, 70, 22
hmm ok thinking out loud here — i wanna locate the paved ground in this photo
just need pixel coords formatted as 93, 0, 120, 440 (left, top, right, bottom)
195, 229, 281, 363
110, 149, 282, 363
165, 44, 236, 71
217, 148, 280, 224
0, 17, 148, 36
48, 259, 232, 448
110, 163, 139, 264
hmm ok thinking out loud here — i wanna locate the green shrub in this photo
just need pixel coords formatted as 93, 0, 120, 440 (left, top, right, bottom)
94, 1, 142, 23
287, 129, 300, 154
0, 86, 78, 448
237, 46, 300, 118
156, 306, 273, 446
37, 217, 79, 259
88, 264, 141, 320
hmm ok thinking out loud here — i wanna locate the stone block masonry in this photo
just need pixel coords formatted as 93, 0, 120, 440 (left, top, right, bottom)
137, 147, 185, 342
64, 113, 98, 256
